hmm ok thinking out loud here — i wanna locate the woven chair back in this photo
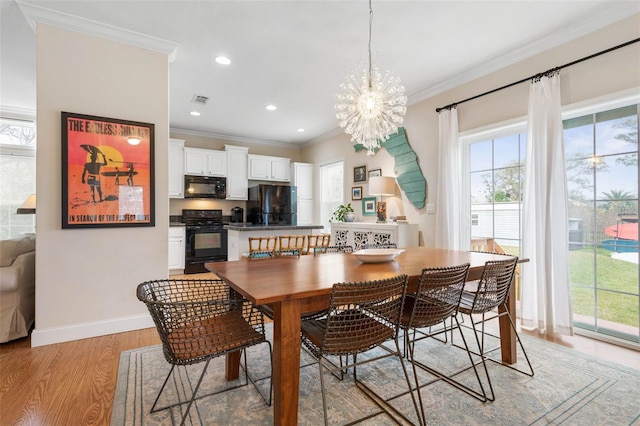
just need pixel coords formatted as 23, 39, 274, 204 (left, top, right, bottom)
407, 263, 470, 329
248, 236, 278, 259
321, 274, 408, 356
470, 257, 518, 313
306, 233, 331, 254
278, 235, 306, 257
136, 279, 265, 366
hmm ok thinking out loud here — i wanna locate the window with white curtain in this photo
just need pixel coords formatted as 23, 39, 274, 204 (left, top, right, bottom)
319, 160, 344, 233
0, 118, 36, 239
462, 96, 639, 344
463, 125, 527, 259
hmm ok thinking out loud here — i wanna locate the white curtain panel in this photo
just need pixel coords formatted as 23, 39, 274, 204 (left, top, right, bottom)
522, 72, 573, 336
435, 107, 468, 250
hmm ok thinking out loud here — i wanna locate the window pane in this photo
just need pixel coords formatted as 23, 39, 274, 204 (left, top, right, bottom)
469, 140, 492, 172
564, 123, 593, 158
493, 134, 520, 168
595, 154, 638, 198
596, 291, 639, 329
595, 108, 638, 156
470, 171, 490, 204
320, 161, 344, 233
0, 119, 36, 239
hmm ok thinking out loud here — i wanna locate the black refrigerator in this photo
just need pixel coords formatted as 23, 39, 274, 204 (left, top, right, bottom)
247, 184, 297, 225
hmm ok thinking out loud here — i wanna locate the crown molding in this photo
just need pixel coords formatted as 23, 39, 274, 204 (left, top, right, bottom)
170, 127, 302, 150
304, 126, 345, 147
16, 0, 179, 62
409, 2, 640, 105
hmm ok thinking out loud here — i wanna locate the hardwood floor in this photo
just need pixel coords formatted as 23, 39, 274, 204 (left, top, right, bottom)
1, 303, 637, 424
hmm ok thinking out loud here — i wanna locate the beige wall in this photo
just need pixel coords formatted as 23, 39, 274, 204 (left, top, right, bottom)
33, 24, 170, 346
302, 14, 640, 248
168, 130, 303, 215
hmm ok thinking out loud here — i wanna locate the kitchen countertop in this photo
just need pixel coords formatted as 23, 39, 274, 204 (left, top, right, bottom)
225, 224, 323, 231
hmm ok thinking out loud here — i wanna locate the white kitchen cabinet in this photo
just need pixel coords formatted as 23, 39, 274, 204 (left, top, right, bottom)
296, 199, 313, 226
184, 147, 227, 177
248, 154, 290, 182
169, 138, 185, 198
331, 222, 419, 249
168, 226, 186, 273
291, 162, 314, 225
225, 145, 249, 200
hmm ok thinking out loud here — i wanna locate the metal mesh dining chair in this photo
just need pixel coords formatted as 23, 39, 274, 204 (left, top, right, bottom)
454, 257, 534, 401
399, 264, 490, 422
136, 279, 272, 426
300, 274, 421, 426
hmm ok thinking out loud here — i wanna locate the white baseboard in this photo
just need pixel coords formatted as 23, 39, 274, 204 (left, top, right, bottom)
30, 314, 155, 347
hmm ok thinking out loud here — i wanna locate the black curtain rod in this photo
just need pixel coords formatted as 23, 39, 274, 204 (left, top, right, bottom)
435, 37, 640, 113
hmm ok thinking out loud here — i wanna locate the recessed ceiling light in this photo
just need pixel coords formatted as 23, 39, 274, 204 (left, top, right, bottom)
265, 104, 277, 111
190, 111, 201, 116
297, 128, 305, 133
215, 56, 231, 65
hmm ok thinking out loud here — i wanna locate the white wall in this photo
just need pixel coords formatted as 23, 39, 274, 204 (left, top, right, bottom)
33, 24, 169, 346
302, 14, 640, 248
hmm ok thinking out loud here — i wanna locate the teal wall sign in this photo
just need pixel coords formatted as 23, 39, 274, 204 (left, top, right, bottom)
354, 128, 426, 209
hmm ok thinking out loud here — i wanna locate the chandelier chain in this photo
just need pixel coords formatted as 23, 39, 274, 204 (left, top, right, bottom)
368, 0, 373, 89
334, 0, 407, 156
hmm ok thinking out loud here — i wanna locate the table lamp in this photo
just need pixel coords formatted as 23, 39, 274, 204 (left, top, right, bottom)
368, 176, 395, 223
16, 193, 36, 214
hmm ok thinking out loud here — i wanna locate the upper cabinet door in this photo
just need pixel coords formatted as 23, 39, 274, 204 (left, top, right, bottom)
248, 155, 270, 180
248, 154, 290, 181
169, 138, 185, 198
184, 148, 207, 176
270, 157, 290, 181
207, 151, 227, 177
184, 148, 226, 177
292, 162, 313, 199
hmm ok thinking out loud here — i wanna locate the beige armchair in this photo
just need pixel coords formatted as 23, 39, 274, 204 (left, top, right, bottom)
0, 233, 35, 343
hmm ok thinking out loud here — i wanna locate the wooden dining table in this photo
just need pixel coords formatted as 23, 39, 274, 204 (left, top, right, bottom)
207, 246, 521, 426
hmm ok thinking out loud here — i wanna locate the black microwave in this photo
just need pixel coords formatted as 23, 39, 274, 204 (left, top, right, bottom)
184, 175, 226, 199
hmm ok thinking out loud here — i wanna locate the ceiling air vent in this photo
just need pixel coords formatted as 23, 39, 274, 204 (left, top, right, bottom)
191, 95, 209, 105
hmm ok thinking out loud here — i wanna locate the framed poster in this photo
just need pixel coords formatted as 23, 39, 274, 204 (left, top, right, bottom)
61, 112, 155, 228
352, 186, 363, 200
354, 165, 367, 183
362, 197, 376, 216
368, 168, 381, 178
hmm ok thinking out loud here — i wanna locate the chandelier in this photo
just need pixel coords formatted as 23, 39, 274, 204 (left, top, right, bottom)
335, 0, 407, 156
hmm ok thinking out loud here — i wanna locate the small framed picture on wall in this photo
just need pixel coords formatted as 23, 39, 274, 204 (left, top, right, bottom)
368, 168, 381, 179
362, 197, 376, 216
352, 186, 363, 200
353, 165, 367, 183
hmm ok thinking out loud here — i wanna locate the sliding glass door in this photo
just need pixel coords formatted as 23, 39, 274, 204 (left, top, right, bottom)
564, 105, 639, 343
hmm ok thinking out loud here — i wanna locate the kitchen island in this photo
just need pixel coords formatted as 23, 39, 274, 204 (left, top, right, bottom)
226, 224, 324, 260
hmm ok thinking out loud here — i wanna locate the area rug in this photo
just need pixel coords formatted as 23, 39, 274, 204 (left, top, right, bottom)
111, 325, 640, 425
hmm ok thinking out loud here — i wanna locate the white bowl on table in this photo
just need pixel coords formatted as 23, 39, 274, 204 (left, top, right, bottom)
352, 248, 405, 263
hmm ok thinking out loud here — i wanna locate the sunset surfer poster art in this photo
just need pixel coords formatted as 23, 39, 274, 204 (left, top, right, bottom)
61, 112, 155, 228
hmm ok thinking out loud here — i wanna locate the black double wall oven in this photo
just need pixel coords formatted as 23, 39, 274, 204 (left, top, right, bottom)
182, 209, 227, 274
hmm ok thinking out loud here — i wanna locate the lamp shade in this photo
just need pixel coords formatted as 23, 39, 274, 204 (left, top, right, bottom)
369, 176, 395, 196
16, 193, 36, 214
